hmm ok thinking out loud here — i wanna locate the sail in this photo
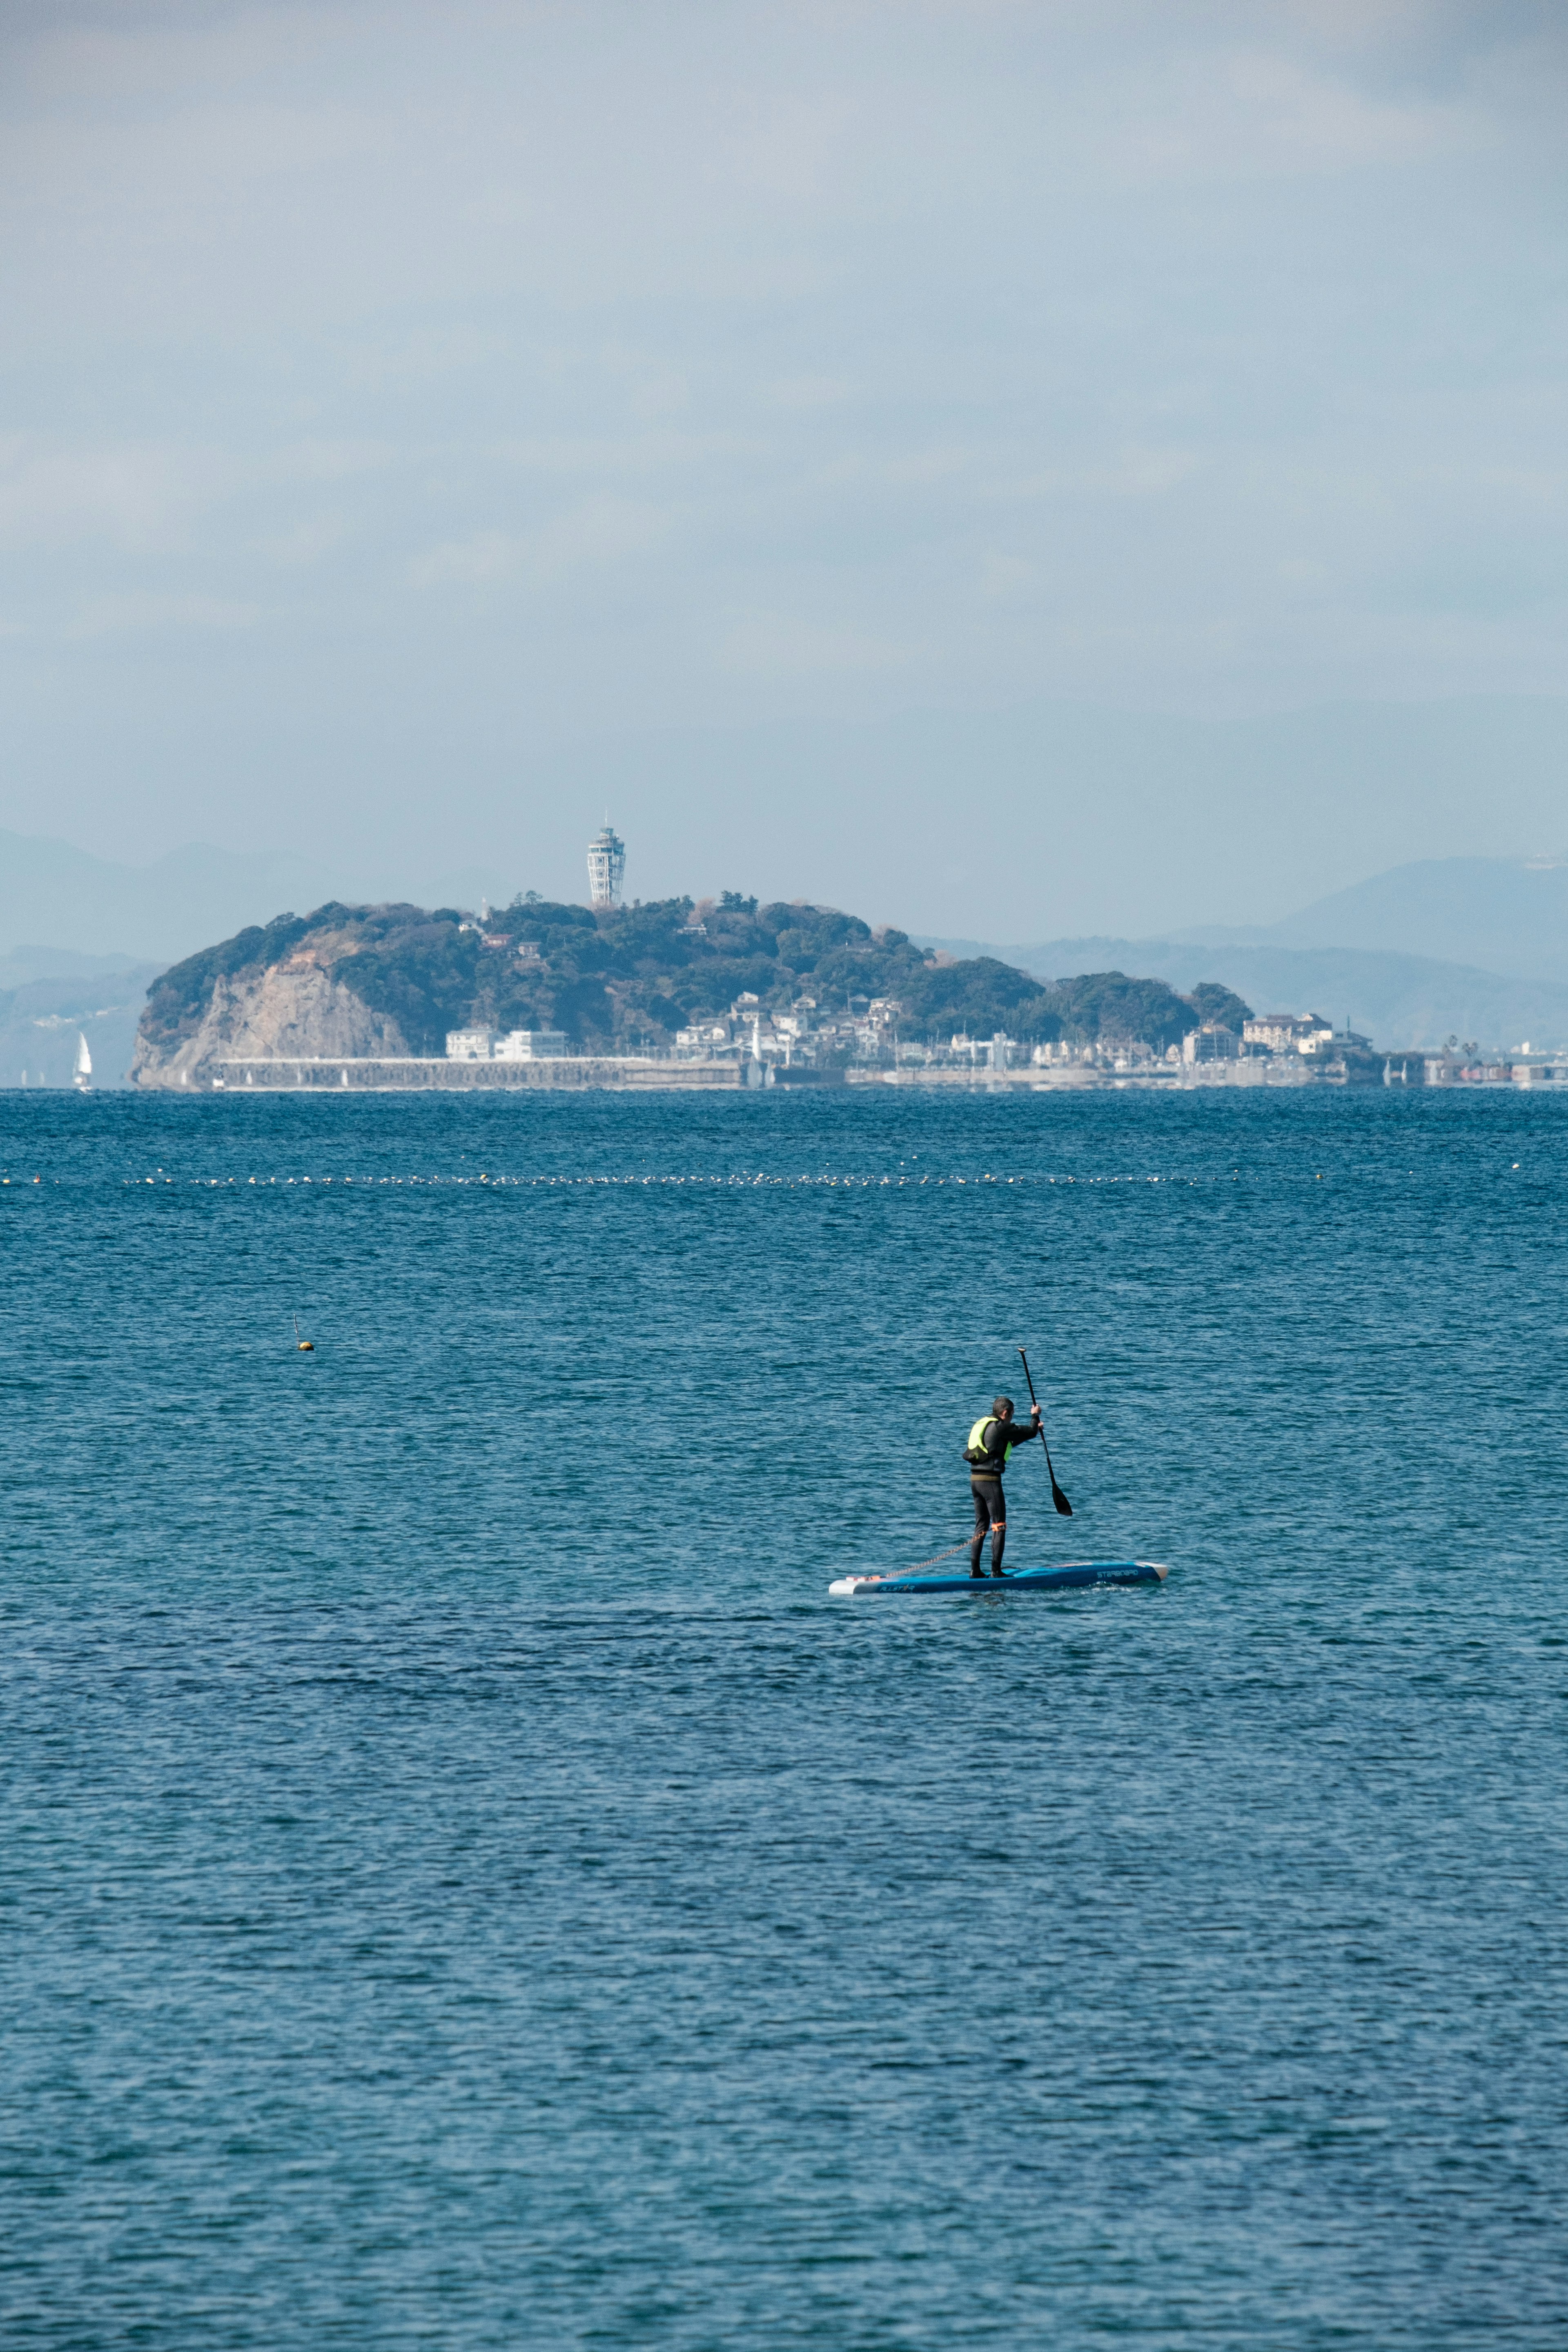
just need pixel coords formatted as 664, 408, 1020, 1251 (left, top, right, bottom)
75, 1031, 92, 1078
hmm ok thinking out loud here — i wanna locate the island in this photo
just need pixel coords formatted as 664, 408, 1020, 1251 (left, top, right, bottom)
129, 891, 1265, 1090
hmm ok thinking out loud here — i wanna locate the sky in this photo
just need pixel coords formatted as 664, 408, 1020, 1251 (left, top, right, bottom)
2, 0, 1566, 938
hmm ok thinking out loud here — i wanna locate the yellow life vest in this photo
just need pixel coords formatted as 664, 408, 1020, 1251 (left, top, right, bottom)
963, 1415, 1012, 1470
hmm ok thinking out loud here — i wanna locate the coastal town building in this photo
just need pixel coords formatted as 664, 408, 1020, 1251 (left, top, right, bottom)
493, 1030, 568, 1060
1243, 1013, 1334, 1055
445, 1027, 567, 1061
432, 976, 1428, 1091
1184, 1022, 1240, 1064
445, 1027, 494, 1059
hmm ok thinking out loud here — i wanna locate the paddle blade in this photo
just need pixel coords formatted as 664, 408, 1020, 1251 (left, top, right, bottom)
1042, 1437, 1072, 1515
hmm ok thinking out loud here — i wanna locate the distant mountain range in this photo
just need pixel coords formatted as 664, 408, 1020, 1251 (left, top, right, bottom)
919, 856, 1568, 1049
920, 929, 1568, 1051
2, 963, 167, 1091
0, 830, 518, 966
1166, 857, 1568, 983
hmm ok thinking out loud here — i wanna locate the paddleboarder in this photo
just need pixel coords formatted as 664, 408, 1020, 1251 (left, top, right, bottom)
963, 1395, 1043, 1577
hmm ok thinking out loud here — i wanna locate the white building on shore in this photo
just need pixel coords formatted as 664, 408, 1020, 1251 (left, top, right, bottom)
1243, 1013, 1334, 1055
493, 1030, 568, 1061
445, 1027, 494, 1060
446, 1027, 568, 1061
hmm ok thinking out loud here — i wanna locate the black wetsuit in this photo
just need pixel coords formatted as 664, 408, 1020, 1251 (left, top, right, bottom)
968, 1417, 1041, 1575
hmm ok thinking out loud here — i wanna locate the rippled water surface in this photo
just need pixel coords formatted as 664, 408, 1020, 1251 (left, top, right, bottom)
4, 1085, 1567, 2348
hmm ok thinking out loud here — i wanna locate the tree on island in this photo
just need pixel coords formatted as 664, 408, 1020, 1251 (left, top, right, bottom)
1184, 981, 1252, 1032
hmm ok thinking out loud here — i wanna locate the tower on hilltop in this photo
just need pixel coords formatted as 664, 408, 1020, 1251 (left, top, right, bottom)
587, 822, 626, 909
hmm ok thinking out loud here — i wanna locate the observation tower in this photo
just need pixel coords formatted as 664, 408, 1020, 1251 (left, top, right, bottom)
587, 823, 626, 909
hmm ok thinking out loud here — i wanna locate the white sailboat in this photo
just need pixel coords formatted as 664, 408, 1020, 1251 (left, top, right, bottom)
74, 1032, 92, 1089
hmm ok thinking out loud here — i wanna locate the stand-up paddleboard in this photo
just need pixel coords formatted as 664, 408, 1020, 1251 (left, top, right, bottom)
829, 1561, 1168, 1598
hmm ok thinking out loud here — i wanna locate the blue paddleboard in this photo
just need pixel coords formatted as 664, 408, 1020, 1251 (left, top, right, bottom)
829, 1560, 1168, 1598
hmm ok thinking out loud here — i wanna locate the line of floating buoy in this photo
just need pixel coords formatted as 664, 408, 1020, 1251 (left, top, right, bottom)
124, 1167, 1419, 1193
163, 1175, 1245, 1187
140, 1172, 1185, 1187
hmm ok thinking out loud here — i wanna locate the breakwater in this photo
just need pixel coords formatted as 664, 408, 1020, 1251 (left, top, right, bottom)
169, 1051, 1550, 1095
206, 1056, 757, 1091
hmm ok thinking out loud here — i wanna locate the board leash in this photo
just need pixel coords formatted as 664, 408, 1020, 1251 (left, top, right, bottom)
901, 1533, 977, 1573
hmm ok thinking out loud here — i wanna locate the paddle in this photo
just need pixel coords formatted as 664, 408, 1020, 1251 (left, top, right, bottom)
1017, 1346, 1072, 1515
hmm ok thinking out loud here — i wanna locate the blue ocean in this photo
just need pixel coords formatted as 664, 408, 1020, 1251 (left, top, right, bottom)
5, 1084, 1566, 2348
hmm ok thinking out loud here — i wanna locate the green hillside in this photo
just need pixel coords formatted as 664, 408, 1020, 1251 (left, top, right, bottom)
140, 893, 1249, 1058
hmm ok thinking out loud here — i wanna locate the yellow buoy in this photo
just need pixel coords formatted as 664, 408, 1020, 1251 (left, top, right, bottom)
298, 1340, 314, 1351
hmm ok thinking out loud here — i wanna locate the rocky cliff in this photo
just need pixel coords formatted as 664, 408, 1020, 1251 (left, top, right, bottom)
131, 963, 409, 1087
130, 907, 425, 1087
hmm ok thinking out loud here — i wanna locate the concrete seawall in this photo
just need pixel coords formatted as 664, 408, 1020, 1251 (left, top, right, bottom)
172, 1053, 1439, 1094
202, 1057, 751, 1091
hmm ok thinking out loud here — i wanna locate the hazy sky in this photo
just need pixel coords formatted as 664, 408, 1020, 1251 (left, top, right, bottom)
2, 1, 1566, 931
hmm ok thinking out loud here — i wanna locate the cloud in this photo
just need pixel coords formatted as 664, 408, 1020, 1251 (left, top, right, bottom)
0, 439, 220, 552
406, 496, 670, 591
0, 0, 1564, 912
0, 433, 390, 561
255, 514, 350, 567
721, 613, 918, 678
405, 528, 519, 588
771, 377, 855, 414
69, 592, 259, 636
997, 451, 1203, 503
496, 430, 761, 479
1100, 48, 1470, 186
